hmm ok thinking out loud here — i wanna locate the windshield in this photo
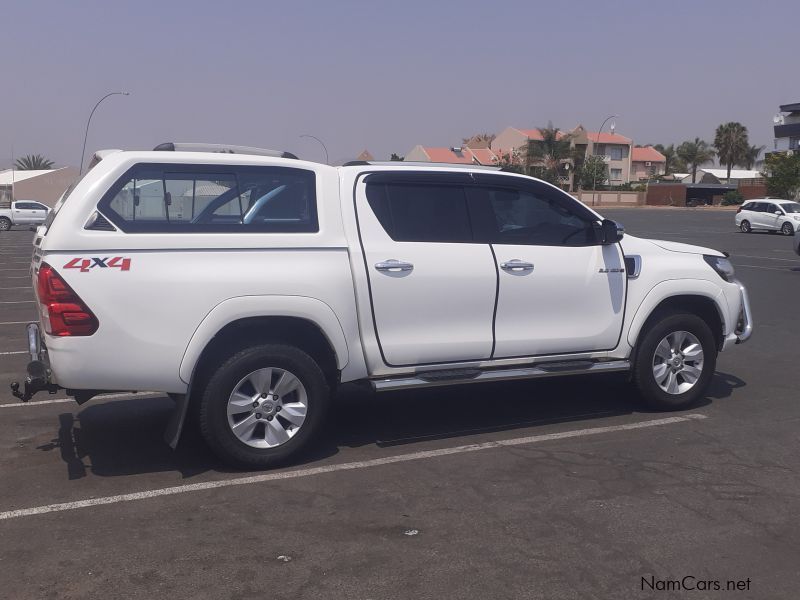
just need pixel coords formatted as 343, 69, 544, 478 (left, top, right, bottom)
779, 202, 800, 213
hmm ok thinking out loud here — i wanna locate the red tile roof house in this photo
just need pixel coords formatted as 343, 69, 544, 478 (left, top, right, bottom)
492, 125, 634, 189
630, 146, 667, 181
404, 145, 500, 165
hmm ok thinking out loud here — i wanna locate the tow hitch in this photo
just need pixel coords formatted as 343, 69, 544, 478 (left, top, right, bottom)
9, 323, 60, 402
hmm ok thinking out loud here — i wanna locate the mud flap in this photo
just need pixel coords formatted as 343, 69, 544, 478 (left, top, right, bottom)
163, 392, 190, 449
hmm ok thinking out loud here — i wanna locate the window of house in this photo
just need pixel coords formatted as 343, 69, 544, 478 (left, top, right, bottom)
610, 147, 623, 161
610, 168, 623, 180
100, 165, 317, 233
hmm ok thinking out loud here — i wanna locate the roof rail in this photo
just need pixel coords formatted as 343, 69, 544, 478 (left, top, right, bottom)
341, 160, 501, 170
153, 142, 298, 159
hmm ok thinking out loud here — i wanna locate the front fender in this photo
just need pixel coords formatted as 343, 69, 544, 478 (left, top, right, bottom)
626, 279, 729, 347
179, 295, 349, 384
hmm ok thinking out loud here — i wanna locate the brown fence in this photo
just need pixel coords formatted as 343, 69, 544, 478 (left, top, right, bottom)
572, 191, 645, 207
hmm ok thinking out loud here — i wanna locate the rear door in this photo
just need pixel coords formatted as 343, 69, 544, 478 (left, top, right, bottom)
354, 172, 496, 366
471, 175, 626, 358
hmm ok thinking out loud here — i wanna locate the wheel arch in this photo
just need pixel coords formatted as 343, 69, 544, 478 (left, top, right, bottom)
180, 296, 349, 387
628, 282, 728, 352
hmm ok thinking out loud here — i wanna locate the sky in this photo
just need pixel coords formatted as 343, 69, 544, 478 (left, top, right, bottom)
2, 0, 798, 168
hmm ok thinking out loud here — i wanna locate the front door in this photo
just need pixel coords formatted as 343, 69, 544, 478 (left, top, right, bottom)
472, 178, 626, 358
355, 173, 497, 366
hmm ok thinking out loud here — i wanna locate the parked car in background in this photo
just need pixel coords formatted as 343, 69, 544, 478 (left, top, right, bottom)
0, 200, 50, 231
735, 199, 800, 236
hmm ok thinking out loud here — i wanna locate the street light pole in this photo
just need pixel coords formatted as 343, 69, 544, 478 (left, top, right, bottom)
591, 114, 618, 206
300, 134, 329, 165
79, 92, 130, 174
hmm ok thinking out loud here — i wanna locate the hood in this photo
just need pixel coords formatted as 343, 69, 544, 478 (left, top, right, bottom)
620, 235, 724, 258
649, 239, 724, 257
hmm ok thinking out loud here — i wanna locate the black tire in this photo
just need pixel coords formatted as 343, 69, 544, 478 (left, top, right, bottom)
633, 311, 717, 411
199, 344, 330, 468
0, 217, 11, 231
782, 222, 794, 236
739, 220, 751, 233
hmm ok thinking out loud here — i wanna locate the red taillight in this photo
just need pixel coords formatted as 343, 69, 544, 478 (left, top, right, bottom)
37, 263, 98, 336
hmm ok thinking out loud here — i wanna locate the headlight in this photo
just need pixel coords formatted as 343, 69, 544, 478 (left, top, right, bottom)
703, 255, 735, 282
793, 216, 800, 221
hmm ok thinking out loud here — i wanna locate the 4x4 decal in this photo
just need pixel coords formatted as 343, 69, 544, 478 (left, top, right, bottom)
63, 257, 131, 272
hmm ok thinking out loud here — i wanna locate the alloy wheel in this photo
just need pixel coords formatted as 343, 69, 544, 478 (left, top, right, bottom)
226, 367, 308, 448
651, 330, 705, 395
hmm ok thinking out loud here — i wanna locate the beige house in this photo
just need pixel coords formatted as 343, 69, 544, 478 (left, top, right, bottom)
492, 124, 634, 188
631, 146, 667, 181
0, 167, 79, 207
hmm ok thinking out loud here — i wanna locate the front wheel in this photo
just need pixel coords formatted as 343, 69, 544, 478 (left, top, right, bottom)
0, 217, 11, 231
199, 344, 330, 468
782, 222, 795, 236
633, 312, 717, 410
739, 220, 751, 233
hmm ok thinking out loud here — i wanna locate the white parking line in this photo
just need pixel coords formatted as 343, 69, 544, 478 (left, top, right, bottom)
736, 264, 794, 272
0, 413, 707, 520
0, 321, 29, 325
0, 391, 163, 408
0, 350, 27, 355
0, 287, 31, 290
0, 300, 34, 304
732, 254, 799, 262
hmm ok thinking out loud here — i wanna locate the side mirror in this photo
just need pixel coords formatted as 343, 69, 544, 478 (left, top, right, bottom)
775, 210, 783, 216
598, 219, 624, 245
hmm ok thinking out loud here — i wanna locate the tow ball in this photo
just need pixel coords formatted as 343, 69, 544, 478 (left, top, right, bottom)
10, 360, 59, 402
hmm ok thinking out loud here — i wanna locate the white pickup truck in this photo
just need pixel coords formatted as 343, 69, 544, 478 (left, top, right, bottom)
0, 200, 50, 231
12, 144, 753, 467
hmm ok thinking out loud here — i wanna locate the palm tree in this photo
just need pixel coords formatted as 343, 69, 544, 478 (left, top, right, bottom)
714, 122, 749, 181
14, 154, 55, 170
677, 138, 715, 183
653, 143, 686, 175
524, 123, 573, 184
739, 144, 765, 170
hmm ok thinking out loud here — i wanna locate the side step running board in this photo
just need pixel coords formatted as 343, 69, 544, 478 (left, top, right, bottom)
371, 360, 631, 392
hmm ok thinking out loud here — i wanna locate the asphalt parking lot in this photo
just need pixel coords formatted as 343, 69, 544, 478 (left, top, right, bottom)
1, 208, 798, 599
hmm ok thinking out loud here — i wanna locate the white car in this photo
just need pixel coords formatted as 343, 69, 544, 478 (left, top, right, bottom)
735, 198, 800, 235
0, 200, 50, 231
11, 144, 753, 467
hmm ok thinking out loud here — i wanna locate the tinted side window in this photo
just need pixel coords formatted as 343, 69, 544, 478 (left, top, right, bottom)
100, 165, 317, 233
481, 186, 597, 246
365, 182, 473, 243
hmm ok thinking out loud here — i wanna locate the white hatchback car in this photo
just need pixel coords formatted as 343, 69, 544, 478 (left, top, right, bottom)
735, 199, 800, 235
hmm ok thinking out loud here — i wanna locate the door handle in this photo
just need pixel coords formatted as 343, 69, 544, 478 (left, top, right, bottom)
375, 259, 414, 272
500, 260, 534, 272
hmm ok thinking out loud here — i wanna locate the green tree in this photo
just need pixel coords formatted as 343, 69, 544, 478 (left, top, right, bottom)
14, 154, 54, 170
739, 144, 765, 170
677, 138, 715, 183
714, 122, 749, 181
389, 153, 404, 161
579, 155, 608, 190
524, 122, 573, 184
653, 143, 686, 175
762, 153, 800, 199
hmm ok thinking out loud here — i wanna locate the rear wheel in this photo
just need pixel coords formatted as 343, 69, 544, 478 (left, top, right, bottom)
782, 222, 794, 236
633, 312, 717, 410
199, 344, 330, 468
739, 220, 751, 233
0, 217, 11, 231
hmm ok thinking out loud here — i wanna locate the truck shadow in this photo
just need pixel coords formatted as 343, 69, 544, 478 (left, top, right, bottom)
39, 371, 742, 479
